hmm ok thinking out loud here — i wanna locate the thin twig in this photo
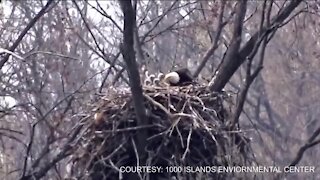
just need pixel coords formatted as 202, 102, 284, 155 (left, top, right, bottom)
182, 128, 192, 160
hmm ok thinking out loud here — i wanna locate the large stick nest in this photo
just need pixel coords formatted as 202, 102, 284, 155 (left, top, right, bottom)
69, 85, 252, 180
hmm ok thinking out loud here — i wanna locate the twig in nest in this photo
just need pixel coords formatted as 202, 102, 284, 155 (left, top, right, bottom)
143, 93, 172, 118
168, 100, 189, 136
193, 96, 206, 110
147, 131, 167, 141
172, 113, 201, 121
187, 100, 201, 128
176, 125, 184, 148
95, 124, 157, 134
166, 112, 202, 138
166, 86, 171, 113
168, 117, 182, 137
131, 138, 143, 180
182, 128, 192, 160
84, 138, 108, 170
109, 159, 125, 180
101, 141, 126, 161
108, 159, 120, 172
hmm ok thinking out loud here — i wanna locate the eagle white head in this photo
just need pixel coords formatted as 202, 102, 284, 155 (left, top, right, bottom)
163, 72, 180, 85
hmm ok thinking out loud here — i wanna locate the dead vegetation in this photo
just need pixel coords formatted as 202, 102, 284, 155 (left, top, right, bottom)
69, 85, 252, 180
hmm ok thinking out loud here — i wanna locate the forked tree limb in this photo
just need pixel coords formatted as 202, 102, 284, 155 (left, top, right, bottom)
209, 0, 303, 92
0, 0, 55, 70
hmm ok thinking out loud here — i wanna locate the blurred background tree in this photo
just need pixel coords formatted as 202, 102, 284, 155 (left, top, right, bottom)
0, 0, 319, 179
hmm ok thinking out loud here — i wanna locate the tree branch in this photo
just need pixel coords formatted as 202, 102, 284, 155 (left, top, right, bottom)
193, 1, 226, 78
0, 0, 55, 70
209, 0, 248, 91
209, 0, 303, 92
119, 0, 148, 170
290, 126, 320, 166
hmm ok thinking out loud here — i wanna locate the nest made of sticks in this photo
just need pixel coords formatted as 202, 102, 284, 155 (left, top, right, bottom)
69, 84, 252, 180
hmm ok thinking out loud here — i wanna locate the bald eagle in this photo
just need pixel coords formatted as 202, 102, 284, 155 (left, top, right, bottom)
163, 68, 193, 86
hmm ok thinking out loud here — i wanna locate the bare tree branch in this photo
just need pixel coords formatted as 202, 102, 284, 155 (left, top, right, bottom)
193, 1, 226, 78
99, 52, 121, 93
0, 0, 55, 70
230, 0, 270, 129
87, 0, 123, 32
209, 0, 303, 92
290, 126, 320, 166
275, 126, 320, 179
20, 123, 84, 180
209, 0, 248, 91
